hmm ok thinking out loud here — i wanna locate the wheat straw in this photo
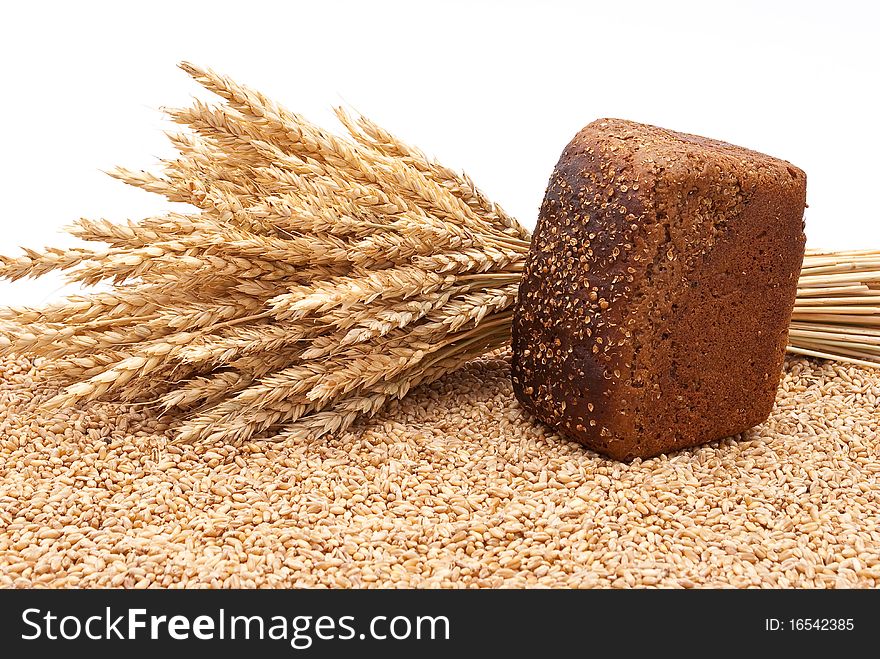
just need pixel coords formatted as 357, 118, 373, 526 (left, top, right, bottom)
789, 250, 880, 367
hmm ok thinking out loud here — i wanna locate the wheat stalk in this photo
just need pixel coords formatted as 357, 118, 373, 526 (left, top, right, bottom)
0, 64, 876, 445
0, 62, 525, 444
787, 249, 880, 368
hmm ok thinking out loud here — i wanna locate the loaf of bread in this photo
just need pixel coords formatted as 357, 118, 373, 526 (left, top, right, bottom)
511, 119, 806, 461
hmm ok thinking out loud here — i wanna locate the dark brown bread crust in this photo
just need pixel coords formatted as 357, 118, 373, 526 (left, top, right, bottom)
511, 119, 806, 461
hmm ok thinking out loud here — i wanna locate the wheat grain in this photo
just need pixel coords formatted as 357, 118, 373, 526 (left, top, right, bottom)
0, 351, 877, 588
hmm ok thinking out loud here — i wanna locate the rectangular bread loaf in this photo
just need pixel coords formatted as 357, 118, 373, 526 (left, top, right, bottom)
511, 119, 807, 461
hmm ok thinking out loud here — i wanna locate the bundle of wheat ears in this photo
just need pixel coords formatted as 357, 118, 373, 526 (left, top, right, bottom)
0, 63, 877, 445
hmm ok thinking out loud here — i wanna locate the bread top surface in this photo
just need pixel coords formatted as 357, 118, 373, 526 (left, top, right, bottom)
580, 117, 805, 181
511, 118, 806, 456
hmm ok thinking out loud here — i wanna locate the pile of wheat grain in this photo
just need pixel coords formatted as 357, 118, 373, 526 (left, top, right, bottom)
0, 350, 877, 588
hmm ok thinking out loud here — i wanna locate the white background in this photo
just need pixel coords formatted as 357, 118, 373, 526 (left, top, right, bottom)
1, 0, 877, 307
